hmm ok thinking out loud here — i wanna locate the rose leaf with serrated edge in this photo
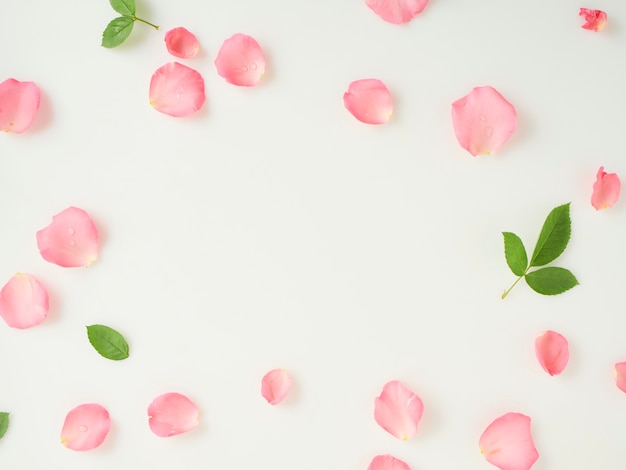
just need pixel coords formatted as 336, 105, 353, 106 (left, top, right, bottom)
102, 16, 134, 48
529, 203, 571, 267
502, 232, 528, 276
525, 267, 579, 295
0, 412, 9, 439
109, 0, 135, 16
86, 324, 129, 360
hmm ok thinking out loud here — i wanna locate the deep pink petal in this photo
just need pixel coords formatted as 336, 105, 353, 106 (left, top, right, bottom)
0, 273, 49, 329
368, 454, 411, 470
165, 27, 200, 58
149, 62, 206, 117
535, 330, 569, 376
365, 0, 429, 24
479, 412, 539, 470
215, 33, 266, 87
261, 369, 292, 405
591, 166, 621, 210
0, 78, 40, 133
614, 362, 626, 394
374, 380, 423, 440
451, 86, 517, 156
579, 8, 607, 32
61, 403, 110, 451
36, 207, 99, 268
148, 392, 199, 437
344, 79, 393, 125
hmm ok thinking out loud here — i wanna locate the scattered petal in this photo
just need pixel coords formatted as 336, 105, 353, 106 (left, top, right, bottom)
479, 412, 539, 470
0, 78, 40, 133
148, 392, 199, 437
165, 27, 200, 58
614, 362, 626, 393
215, 33, 266, 87
0, 273, 49, 329
451, 86, 517, 156
591, 166, 620, 210
374, 380, 423, 440
365, 0, 429, 24
149, 62, 206, 117
579, 8, 607, 32
36, 207, 99, 267
343, 79, 393, 125
261, 369, 292, 405
60, 403, 110, 451
535, 330, 569, 376
367, 454, 411, 470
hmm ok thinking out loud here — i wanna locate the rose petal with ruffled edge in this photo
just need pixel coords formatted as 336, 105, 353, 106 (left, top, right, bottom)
0, 78, 40, 133
261, 369, 292, 405
148, 392, 199, 437
368, 454, 411, 470
614, 362, 626, 394
165, 27, 200, 58
149, 62, 206, 117
580, 8, 607, 32
61, 403, 110, 451
535, 330, 569, 376
374, 380, 423, 440
591, 166, 620, 210
36, 207, 99, 268
479, 412, 539, 470
215, 33, 265, 87
451, 86, 517, 156
0, 273, 49, 329
344, 79, 393, 125
365, 0, 428, 24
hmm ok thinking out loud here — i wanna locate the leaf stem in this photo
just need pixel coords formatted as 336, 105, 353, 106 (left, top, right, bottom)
133, 15, 159, 30
502, 274, 525, 299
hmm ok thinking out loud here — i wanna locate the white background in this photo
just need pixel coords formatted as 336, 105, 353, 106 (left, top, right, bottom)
2, 0, 626, 468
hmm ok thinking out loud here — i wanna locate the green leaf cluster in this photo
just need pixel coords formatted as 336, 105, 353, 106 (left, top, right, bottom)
0, 412, 9, 440
501, 203, 579, 298
101, 0, 159, 48
86, 324, 130, 360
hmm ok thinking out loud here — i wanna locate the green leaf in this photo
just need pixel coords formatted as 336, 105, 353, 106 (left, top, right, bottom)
529, 203, 571, 267
525, 267, 579, 295
101, 16, 134, 48
0, 412, 9, 440
109, 0, 135, 16
502, 232, 528, 276
86, 324, 129, 360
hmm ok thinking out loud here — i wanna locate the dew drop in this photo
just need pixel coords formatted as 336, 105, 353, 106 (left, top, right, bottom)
485, 126, 494, 137
67, 228, 75, 235
69, 239, 76, 247
240, 65, 248, 72
249, 62, 257, 71
79, 425, 88, 432
479, 114, 487, 121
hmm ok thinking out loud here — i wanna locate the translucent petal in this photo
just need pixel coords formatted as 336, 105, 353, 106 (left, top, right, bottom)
591, 166, 621, 210
535, 330, 569, 376
60, 403, 110, 451
479, 412, 539, 470
374, 380, 423, 440
365, 0, 429, 24
215, 33, 266, 87
261, 369, 292, 405
344, 79, 393, 125
367, 454, 411, 470
0, 78, 40, 133
165, 27, 200, 58
614, 362, 626, 394
148, 392, 199, 437
149, 62, 206, 117
579, 8, 607, 32
0, 273, 49, 329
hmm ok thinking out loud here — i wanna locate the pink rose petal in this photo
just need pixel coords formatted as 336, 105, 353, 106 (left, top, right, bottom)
148, 392, 199, 437
261, 368, 292, 405
0, 273, 49, 329
374, 380, 423, 440
479, 412, 539, 470
368, 454, 411, 470
165, 27, 200, 58
451, 86, 517, 156
535, 330, 569, 376
365, 0, 429, 24
0, 78, 40, 133
614, 362, 626, 394
343, 79, 393, 125
60, 403, 110, 451
149, 62, 206, 117
580, 8, 607, 32
36, 207, 99, 268
591, 166, 620, 210
215, 33, 266, 87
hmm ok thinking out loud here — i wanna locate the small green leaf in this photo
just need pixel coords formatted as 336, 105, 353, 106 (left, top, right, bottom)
529, 203, 571, 267
101, 16, 134, 48
109, 0, 135, 16
86, 324, 129, 360
502, 232, 528, 276
0, 412, 9, 440
525, 267, 579, 295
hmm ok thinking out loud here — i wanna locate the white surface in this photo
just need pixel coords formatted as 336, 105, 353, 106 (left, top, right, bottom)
2, 0, 626, 468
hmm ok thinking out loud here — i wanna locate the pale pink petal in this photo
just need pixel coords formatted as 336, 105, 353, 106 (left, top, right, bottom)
261, 369, 292, 405
365, 0, 429, 24
614, 362, 626, 394
0, 273, 49, 329
60, 403, 110, 451
368, 454, 411, 470
149, 62, 206, 117
535, 330, 569, 376
479, 412, 539, 470
591, 166, 621, 210
343, 79, 393, 125
451, 86, 517, 156
148, 392, 199, 437
165, 27, 200, 58
0, 78, 40, 133
580, 8, 607, 32
215, 33, 266, 87
374, 380, 423, 440
36, 207, 99, 268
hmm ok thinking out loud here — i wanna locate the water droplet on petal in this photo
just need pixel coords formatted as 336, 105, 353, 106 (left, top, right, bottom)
240, 65, 248, 72
67, 228, 74, 235
485, 126, 494, 137
479, 114, 487, 121
249, 63, 257, 71
69, 239, 76, 247
79, 425, 88, 432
